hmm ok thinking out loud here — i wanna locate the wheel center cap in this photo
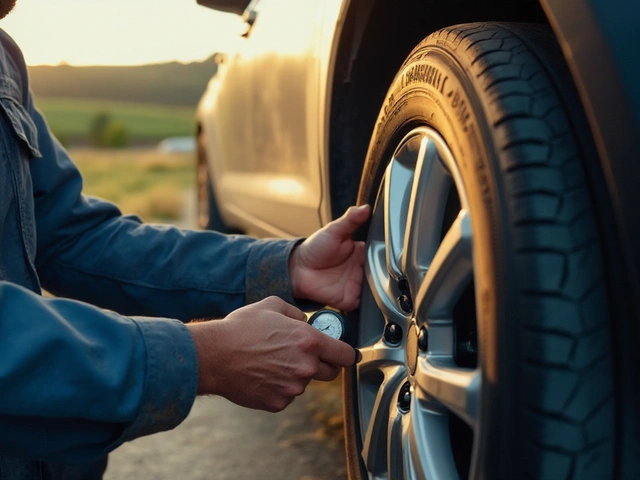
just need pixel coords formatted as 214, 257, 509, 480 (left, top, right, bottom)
406, 322, 419, 376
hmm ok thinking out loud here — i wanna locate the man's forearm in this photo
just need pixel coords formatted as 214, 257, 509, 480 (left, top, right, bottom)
0, 282, 197, 464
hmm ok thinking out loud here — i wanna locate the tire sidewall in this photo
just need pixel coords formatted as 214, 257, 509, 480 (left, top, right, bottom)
346, 44, 518, 478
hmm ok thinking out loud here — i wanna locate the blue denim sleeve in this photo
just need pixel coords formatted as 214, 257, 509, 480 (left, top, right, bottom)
21, 89, 301, 461
28, 103, 301, 320
0, 281, 197, 464
0, 28, 305, 465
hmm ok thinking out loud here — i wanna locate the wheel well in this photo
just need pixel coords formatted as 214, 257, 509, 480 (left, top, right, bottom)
328, 0, 548, 218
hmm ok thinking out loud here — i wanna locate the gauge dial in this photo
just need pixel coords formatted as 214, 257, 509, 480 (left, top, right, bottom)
308, 310, 348, 341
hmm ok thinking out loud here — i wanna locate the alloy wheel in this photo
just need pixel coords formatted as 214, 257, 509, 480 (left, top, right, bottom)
357, 126, 480, 479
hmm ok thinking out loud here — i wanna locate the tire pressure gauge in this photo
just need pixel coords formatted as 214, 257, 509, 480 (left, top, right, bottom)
308, 309, 350, 342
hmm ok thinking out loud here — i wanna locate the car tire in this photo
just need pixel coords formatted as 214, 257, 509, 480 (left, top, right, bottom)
196, 133, 235, 232
344, 23, 615, 480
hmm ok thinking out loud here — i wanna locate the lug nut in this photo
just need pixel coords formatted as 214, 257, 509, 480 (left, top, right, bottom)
384, 323, 403, 345
397, 277, 413, 313
398, 294, 413, 313
418, 327, 428, 351
398, 382, 411, 412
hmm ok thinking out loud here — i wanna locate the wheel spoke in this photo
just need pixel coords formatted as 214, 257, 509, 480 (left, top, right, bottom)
358, 341, 406, 377
365, 177, 407, 323
423, 323, 455, 357
361, 366, 406, 474
402, 137, 453, 296
407, 392, 460, 480
384, 157, 414, 279
387, 397, 407, 480
414, 357, 480, 428
406, 411, 428, 480
415, 210, 473, 321
365, 242, 407, 323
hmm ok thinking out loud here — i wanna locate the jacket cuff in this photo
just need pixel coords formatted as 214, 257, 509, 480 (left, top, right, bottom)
245, 237, 302, 305
118, 317, 198, 442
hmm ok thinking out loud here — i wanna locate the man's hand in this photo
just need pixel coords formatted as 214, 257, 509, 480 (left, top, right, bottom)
289, 204, 370, 311
187, 297, 356, 412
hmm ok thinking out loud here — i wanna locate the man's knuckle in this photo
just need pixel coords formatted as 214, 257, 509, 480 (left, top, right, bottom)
262, 295, 280, 306
286, 383, 306, 397
270, 397, 290, 412
265, 402, 281, 413
298, 334, 320, 354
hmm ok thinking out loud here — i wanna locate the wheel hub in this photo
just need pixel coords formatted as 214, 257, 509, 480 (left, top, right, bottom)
405, 322, 419, 376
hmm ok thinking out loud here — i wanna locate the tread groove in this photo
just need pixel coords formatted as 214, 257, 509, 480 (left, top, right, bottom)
357, 21, 615, 480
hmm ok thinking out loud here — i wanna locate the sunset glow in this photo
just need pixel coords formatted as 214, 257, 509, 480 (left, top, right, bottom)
0, 0, 244, 66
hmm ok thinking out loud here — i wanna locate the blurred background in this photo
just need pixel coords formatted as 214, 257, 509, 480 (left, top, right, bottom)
2, 0, 244, 225
1, 1, 347, 478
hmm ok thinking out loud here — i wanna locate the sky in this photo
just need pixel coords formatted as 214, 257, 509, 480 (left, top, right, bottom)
0, 0, 245, 66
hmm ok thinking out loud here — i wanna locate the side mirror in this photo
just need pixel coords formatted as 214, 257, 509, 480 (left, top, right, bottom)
196, 0, 251, 16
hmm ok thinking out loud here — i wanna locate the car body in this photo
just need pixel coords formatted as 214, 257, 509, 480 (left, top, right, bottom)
195, 1, 640, 478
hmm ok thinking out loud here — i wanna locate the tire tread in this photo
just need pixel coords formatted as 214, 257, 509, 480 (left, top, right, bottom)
350, 21, 615, 480
431, 22, 614, 479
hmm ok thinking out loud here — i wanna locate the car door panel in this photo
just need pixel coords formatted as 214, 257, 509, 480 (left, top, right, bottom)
217, 0, 326, 237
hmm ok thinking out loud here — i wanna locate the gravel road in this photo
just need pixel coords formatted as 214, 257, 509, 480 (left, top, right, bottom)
104, 379, 348, 480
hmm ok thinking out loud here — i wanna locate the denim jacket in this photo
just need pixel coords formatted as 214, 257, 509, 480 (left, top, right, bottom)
0, 29, 298, 479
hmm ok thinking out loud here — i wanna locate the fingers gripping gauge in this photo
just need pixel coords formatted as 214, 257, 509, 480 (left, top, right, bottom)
307, 310, 350, 342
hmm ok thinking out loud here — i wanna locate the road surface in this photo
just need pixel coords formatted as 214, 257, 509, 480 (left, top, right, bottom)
104, 379, 348, 480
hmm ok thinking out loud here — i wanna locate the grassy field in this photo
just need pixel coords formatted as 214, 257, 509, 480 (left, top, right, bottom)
29, 56, 217, 107
71, 148, 196, 223
36, 97, 197, 144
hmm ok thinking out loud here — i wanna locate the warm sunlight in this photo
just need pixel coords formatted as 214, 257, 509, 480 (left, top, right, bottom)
0, 0, 245, 66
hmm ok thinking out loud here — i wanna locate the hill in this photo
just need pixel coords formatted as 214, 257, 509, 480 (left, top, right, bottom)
28, 55, 220, 107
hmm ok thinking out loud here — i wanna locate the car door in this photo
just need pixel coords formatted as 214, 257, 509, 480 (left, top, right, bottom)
207, 8, 255, 212
218, 0, 327, 237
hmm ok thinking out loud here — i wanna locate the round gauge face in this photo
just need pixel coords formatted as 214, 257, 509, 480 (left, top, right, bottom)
309, 311, 345, 341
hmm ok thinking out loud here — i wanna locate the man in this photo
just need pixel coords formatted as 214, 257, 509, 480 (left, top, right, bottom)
0, 0, 371, 478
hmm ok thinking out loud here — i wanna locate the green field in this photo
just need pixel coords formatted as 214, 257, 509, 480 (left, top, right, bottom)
72, 148, 196, 222
35, 97, 197, 144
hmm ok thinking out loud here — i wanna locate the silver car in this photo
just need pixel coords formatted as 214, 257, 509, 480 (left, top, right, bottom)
195, 1, 640, 479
